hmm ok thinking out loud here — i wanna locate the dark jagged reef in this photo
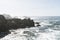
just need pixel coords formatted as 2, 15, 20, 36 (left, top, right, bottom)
0, 15, 35, 32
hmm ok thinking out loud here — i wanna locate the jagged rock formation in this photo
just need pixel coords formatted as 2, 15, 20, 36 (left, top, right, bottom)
0, 15, 35, 32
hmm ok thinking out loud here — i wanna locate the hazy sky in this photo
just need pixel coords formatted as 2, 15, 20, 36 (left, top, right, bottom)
0, 0, 60, 16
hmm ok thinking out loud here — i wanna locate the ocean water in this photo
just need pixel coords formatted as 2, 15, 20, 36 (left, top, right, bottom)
1, 16, 60, 40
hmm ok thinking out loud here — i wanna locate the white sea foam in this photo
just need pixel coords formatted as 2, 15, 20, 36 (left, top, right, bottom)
0, 26, 60, 40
